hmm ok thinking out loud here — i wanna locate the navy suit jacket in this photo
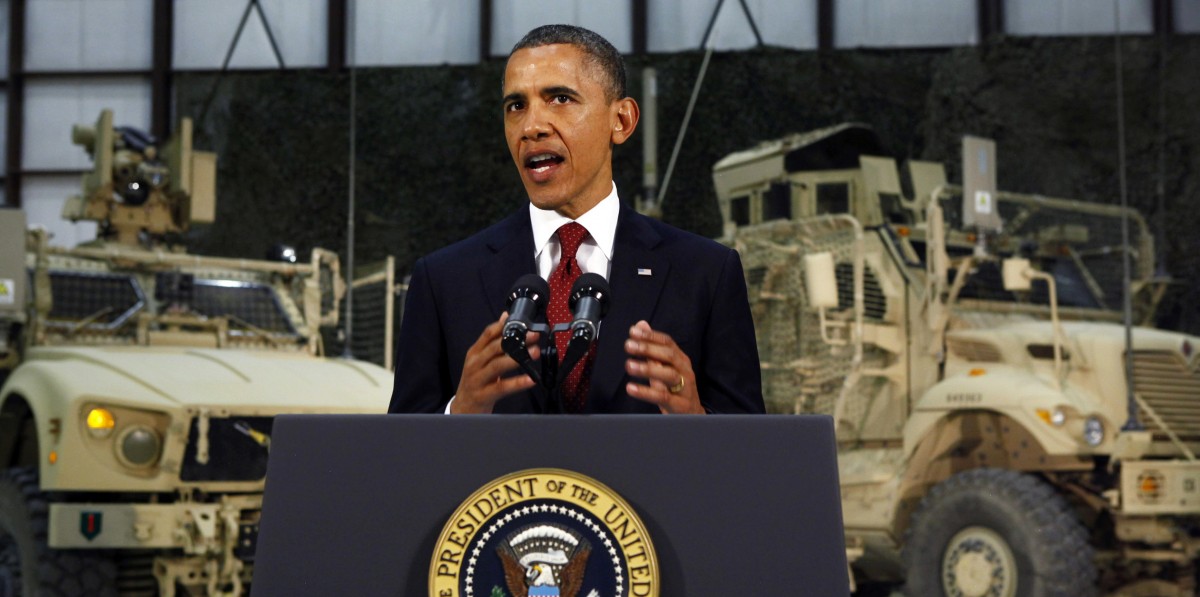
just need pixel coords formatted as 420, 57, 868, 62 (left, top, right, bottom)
387, 201, 764, 414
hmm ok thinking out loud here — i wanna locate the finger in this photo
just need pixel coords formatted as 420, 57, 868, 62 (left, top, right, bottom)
625, 379, 668, 408
493, 372, 537, 394
627, 377, 703, 414
624, 336, 684, 369
625, 357, 685, 387
478, 342, 527, 379
629, 321, 679, 348
525, 331, 541, 361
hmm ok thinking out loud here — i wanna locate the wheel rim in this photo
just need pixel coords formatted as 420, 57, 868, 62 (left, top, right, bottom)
940, 526, 1017, 597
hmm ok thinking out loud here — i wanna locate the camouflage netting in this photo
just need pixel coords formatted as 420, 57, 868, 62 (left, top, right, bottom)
734, 217, 859, 416
734, 217, 900, 438
173, 35, 1200, 337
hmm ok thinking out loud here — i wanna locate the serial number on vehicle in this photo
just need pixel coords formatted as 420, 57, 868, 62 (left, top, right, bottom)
946, 393, 982, 404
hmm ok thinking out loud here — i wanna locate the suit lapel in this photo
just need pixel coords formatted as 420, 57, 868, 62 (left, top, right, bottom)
590, 204, 669, 409
477, 209, 549, 412
479, 209, 538, 319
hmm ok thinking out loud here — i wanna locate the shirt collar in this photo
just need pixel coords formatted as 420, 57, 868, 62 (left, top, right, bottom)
529, 183, 620, 261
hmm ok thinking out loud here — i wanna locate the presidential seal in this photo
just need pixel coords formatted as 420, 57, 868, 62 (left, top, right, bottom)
430, 468, 659, 597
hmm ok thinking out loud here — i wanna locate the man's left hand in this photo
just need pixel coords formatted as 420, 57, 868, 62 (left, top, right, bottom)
624, 320, 705, 414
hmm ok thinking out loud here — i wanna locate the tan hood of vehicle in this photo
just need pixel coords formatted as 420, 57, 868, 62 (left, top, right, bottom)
25, 346, 393, 412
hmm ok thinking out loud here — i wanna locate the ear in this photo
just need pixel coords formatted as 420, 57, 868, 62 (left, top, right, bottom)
610, 97, 639, 145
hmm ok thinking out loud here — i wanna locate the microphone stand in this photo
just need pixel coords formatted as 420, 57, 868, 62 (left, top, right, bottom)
540, 323, 599, 414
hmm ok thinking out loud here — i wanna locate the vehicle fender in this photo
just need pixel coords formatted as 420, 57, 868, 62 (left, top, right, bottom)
904, 365, 1086, 457
0, 359, 181, 489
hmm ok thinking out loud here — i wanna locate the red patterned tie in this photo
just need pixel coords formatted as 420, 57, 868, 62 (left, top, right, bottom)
547, 222, 595, 412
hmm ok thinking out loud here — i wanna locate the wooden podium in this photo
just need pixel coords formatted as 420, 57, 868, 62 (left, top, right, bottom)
251, 415, 849, 596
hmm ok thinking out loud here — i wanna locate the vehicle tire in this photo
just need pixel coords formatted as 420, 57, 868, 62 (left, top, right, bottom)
902, 468, 1096, 597
0, 466, 117, 597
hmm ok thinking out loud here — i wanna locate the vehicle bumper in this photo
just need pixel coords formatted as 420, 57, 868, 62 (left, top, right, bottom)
48, 494, 261, 551
1120, 460, 1200, 515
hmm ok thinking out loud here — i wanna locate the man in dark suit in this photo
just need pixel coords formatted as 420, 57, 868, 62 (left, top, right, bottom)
388, 24, 763, 415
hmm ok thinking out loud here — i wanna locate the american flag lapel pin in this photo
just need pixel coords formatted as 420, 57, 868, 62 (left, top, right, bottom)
637, 268, 652, 276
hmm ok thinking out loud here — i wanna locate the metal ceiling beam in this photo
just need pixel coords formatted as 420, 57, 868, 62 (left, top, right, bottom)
5, 0, 25, 207
632, 0, 648, 55
480, 0, 493, 62
817, 0, 834, 50
328, 0, 347, 72
977, 0, 1005, 43
1153, 0, 1175, 35
151, 0, 173, 140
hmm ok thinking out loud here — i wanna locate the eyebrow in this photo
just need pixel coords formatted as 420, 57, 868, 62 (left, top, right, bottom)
543, 85, 580, 98
501, 85, 582, 107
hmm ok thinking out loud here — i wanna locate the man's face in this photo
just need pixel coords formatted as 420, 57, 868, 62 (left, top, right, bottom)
502, 44, 636, 219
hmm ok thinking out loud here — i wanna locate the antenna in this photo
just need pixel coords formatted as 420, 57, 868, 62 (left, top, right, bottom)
1115, 0, 1140, 431
342, 3, 358, 359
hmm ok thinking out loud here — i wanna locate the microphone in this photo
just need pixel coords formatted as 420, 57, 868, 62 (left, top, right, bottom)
556, 273, 611, 388
502, 274, 549, 383
568, 273, 611, 344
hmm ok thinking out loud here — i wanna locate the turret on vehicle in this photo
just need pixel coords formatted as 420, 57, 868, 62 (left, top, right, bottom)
0, 110, 394, 596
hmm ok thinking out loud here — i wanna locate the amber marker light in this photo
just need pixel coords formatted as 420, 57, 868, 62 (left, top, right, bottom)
897, 226, 911, 237
1141, 477, 1158, 494
1036, 409, 1052, 425
969, 368, 987, 377
1138, 473, 1161, 499
85, 407, 116, 438
48, 451, 57, 464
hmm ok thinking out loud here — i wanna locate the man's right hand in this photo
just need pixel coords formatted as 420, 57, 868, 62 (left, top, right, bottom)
450, 312, 540, 413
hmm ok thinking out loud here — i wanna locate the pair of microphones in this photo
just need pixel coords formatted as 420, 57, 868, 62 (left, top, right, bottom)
500, 273, 611, 391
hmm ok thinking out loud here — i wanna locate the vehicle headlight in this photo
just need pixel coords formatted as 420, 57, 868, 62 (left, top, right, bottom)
1050, 408, 1067, 427
1083, 416, 1105, 447
85, 407, 116, 438
116, 425, 162, 468
1036, 407, 1069, 427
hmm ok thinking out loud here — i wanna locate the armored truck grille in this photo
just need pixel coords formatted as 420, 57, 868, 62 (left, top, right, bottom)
835, 263, 886, 320
180, 416, 274, 482
48, 271, 143, 328
192, 280, 295, 334
947, 338, 1002, 362
1132, 351, 1200, 438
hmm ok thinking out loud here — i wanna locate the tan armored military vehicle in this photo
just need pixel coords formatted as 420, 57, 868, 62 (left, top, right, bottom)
0, 110, 393, 596
715, 123, 1200, 596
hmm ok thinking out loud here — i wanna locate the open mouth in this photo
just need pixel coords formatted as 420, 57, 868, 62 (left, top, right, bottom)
525, 153, 565, 174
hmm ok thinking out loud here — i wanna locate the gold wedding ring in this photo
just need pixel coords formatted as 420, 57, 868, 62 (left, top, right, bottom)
668, 375, 686, 394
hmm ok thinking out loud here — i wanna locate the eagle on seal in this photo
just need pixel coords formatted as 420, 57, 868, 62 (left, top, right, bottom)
498, 544, 591, 597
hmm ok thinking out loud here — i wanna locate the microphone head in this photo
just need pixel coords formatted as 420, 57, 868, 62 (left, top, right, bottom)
569, 273, 611, 316
506, 274, 550, 310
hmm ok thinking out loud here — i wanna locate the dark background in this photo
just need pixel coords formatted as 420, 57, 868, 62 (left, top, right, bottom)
174, 35, 1200, 334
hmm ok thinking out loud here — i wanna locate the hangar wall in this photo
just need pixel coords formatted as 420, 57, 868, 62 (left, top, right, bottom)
172, 34, 1200, 335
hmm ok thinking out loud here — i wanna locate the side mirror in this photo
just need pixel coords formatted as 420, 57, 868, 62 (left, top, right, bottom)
804, 252, 839, 308
805, 252, 846, 346
1002, 258, 1032, 291
1001, 257, 1067, 388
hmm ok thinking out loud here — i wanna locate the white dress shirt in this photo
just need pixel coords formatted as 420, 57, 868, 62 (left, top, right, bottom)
529, 182, 620, 279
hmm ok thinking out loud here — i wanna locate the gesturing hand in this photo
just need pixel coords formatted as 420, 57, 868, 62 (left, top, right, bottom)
623, 320, 704, 414
450, 312, 540, 414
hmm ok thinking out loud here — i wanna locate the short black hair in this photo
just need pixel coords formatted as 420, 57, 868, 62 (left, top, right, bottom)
508, 24, 627, 101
